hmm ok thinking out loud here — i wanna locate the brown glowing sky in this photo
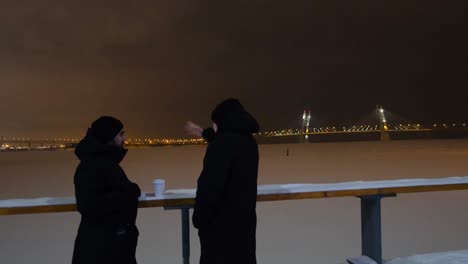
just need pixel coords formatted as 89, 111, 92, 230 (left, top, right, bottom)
0, 1, 467, 138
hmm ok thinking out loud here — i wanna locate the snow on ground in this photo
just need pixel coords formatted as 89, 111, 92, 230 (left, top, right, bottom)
385, 250, 468, 264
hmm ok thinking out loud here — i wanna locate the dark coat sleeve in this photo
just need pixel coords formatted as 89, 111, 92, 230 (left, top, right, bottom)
202, 127, 216, 143
193, 135, 235, 229
74, 165, 140, 219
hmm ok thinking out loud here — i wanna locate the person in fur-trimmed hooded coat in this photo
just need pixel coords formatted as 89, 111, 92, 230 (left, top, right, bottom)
72, 116, 141, 264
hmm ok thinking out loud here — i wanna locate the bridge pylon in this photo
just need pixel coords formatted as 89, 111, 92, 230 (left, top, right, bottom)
376, 105, 391, 141
302, 110, 311, 143
302, 110, 311, 133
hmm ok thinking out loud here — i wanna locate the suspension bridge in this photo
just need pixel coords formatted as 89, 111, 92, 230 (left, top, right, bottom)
0, 106, 466, 149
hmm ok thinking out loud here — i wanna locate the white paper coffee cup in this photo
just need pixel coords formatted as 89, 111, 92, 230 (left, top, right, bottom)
153, 179, 165, 198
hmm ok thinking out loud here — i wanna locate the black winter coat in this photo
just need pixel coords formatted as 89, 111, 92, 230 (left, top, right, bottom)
72, 132, 141, 264
193, 111, 259, 264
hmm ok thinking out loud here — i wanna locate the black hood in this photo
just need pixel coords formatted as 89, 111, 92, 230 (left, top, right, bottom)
75, 129, 127, 163
211, 98, 259, 134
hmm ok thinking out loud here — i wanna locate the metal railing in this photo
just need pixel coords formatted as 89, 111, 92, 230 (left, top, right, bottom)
2, 176, 468, 264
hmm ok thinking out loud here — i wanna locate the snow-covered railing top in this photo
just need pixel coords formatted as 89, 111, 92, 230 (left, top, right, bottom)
1, 176, 468, 215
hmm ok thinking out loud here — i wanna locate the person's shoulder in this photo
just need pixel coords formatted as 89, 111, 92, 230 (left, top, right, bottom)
212, 132, 255, 151
77, 157, 116, 171
213, 132, 243, 143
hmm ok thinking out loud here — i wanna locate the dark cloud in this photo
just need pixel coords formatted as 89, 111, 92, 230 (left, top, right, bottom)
0, 1, 467, 138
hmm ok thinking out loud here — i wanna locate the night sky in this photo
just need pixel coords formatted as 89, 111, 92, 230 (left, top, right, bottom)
1, 1, 467, 138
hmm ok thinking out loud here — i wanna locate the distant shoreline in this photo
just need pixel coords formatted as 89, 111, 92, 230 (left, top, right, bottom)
1, 128, 467, 152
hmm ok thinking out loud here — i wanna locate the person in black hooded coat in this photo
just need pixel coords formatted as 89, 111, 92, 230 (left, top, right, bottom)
72, 116, 141, 264
185, 98, 260, 264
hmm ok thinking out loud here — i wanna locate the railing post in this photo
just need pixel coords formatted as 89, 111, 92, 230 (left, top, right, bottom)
165, 205, 193, 264
181, 207, 190, 264
358, 194, 395, 264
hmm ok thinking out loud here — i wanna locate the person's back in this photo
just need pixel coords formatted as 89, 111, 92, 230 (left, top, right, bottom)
189, 99, 259, 264
72, 116, 140, 264
213, 132, 258, 231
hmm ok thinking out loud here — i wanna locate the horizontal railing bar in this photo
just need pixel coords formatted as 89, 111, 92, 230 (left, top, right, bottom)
2, 180, 468, 215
